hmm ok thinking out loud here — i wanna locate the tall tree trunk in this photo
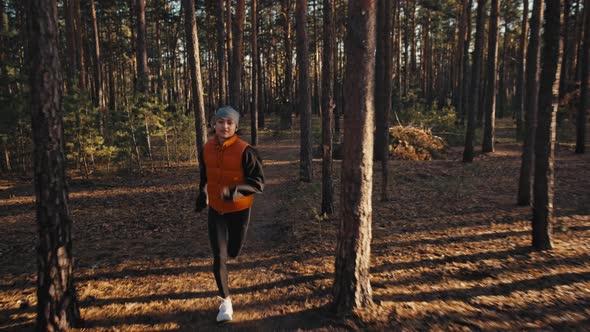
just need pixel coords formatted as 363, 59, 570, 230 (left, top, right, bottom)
575, 0, 589, 153
394, 0, 402, 114
375, 0, 392, 200
183, 0, 208, 159
216, 0, 227, 106
454, 0, 467, 112
333, 0, 376, 315
225, 0, 232, 97
281, 0, 294, 129
136, 0, 148, 94
155, 0, 164, 102
321, 0, 335, 215
532, 0, 563, 251
90, 0, 105, 138
27, 0, 80, 328
463, 0, 487, 162
258, 18, 265, 129
251, 0, 258, 146
515, 0, 529, 140
459, 0, 473, 125
573, 0, 584, 81
297, 0, 312, 182
559, 0, 571, 99
518, 0, 543, 206
409, 1, 417, 83
374, 0, 385, 160
497, 1, 510, 119
482, 0, 501, 153
0, 0, 8, 97
313, 0, 321, 117
230, 0, 245, 110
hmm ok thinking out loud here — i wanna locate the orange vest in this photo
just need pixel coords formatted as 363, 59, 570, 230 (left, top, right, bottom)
203, 135, 254, 214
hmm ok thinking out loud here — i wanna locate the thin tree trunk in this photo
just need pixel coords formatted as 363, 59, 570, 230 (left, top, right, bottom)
297, 0, 312, 182
258, 22, 265, 129
251, 0, 258, 145
281, 0, 294, 129
27, 0, 80, 328
126, 106, 142, 169
459, 0, 473, 125
463, 0, 487, 162
321, 0, 335, 215
482, 0, 501, 153
515, 0, 529, 140
559, 0, 571, 99
454, 0, 467, 112
216, 0, 227, 106
225, 0, 232, 97
2, 139, 11, 171
155, 0, 165, 102
183, 0, 208, 158
90, 0, 104, 138
575, 0, 589, 153
532, 0, 563, 251
136, 0, 148, 94
375, 0, 392, 200
497, 1, 509, 119
230, 0, 245, 110
518, 0, 543, 206
333, 0, 376, 315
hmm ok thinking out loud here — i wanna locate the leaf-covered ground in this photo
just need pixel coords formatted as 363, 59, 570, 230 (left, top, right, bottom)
1, 121, 589, 331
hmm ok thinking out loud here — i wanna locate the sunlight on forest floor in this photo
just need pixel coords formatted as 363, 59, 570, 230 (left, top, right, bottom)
1, 124, 589, 331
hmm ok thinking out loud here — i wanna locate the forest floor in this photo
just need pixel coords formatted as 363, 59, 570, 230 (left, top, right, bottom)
1, 119, 589, 331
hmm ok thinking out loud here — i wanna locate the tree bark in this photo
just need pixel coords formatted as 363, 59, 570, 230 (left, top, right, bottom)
459, 0, 473, 125
90, 0, 105, 139
183, 0, 208, 159
518, 0, 543, 206
281, 0, 294, 129
559, 0, 571, 99
27, 0, 81, 328
136, 0, 148, 94
333, 0, 376, 315
497, 0, 510, 119
216, 0, 227, 106
230, 0, 245, 110
463, 0, 487, 162
515, 0, 529, 140
575, 0, 589, 153
532, 0, 563, 251
482, 0, 501, 153
375, 0, 393, 200
251, 0, 258, 146
296, 0, 313, 182
321, 0, 335, 214
226, 0, 232, 97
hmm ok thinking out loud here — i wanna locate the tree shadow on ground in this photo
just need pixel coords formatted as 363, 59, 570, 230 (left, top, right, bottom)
376, 271, 590, 303
82, 305, 338, 331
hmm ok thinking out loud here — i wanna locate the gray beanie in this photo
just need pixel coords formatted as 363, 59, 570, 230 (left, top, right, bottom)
214, 106, 240, 126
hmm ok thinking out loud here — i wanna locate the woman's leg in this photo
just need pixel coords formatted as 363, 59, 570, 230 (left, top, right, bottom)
226, 208, 251, 258
208, 208, 230, 298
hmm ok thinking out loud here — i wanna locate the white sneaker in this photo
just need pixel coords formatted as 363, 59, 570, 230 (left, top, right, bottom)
216, 297, 233, 322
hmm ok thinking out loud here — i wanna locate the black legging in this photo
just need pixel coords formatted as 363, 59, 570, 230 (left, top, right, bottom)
208, 207, 251, 298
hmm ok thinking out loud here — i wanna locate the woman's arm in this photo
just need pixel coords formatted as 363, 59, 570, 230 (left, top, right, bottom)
223, 146, 264, 200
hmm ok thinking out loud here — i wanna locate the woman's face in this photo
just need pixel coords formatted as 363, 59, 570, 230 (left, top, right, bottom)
214, 116, 237, 141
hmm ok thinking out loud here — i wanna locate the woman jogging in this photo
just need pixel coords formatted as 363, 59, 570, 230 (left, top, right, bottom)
195, 106, 265, 322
